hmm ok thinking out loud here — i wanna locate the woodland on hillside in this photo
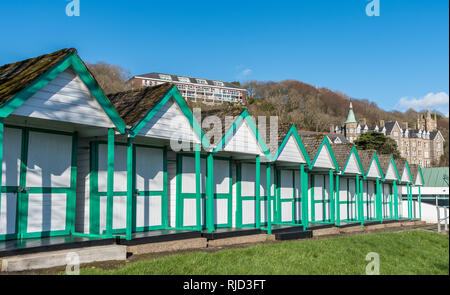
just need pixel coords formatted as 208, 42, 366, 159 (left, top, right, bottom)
87, 62, 449, 166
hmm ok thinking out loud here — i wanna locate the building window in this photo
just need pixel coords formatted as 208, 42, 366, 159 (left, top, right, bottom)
159, 74, 172, 81
196, 79, 207, 85
424, 152, 429, 158
393, 132, 398, 137
412, 142, 416, 147
213, 81, 224, 86
178, 77, 190, 83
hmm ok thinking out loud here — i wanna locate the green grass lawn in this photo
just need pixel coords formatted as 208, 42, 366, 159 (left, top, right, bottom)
78, 230, 449, 275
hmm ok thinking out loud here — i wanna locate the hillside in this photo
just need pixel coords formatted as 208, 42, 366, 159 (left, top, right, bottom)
86, 63, 449, 166
241, 80, 449, 166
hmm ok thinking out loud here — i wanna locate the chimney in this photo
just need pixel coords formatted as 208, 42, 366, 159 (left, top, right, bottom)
379, 120, 385, 128
330, 124, 335, 133
403, 122, 408, 130
360, 118, 367, 126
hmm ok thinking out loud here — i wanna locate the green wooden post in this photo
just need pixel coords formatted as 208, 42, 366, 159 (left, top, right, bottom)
68, 132, 78, 234
408, 183, 412, 220
126, 137, 134, 240
175, 154, 182, 228
329, 169, 334, 223
162, 147, 168, 228
18, 128, 29, 238
106, 128, 115, 236
418, 186, 422, 220
276, 169, 281, 224
301, 164, 309, 229
310, 174, 315, 222
335, 173, 340, 226
266, 163, 272, 234
355, 174, 360, 222
360, 177, 364, 225
255, 156, 261, 228
393, 181, 398, 219
0, 119, 4, 224
195, 144, 201, 231
206, 153, 215, 233
236, 163, 242, 228
376, 178, 381, 221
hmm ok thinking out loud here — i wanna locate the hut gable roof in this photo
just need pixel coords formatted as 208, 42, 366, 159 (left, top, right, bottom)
0, 48, 126, 132
274, 125, 311, 165
301, 134, 326, 162
358, 149, 376, 173
301, 134, 338, 170
358, 149, 383, 179
0, 48, 76, 105
108, 83, 173, 126
109, 84, 209, 147
395, 158, 412, 183
378, 154, 400, 181
212, 109, 271, 158
330, 144, 353, 171
331, 144, 363, 174
409, 164, 424, 186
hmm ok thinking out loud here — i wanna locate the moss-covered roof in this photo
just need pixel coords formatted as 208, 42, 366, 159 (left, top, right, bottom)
358, 149, 377, 174
395, 158, 407, 180
330, 143, 354, 171
0, 48, 76, 105
300, 134, 326, 162
377, 154, 393, 173
108, 83, 173, 126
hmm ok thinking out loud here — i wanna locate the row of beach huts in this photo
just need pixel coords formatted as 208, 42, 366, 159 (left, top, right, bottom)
0, 48, 423, 245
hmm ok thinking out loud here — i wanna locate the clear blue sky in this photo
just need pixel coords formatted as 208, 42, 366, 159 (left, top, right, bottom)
0, 0, 448, 115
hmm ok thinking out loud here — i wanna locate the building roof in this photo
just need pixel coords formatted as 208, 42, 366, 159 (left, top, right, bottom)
298, 131, 347, 144
345, 102, 357, 124
377, 154, 393, 173
108, 83, 173, 126
383, 122, 397, 135
421, 167, 449, 187
300, 134, 326, 162
408, 164, 422, 184
358, 149, 377, 174
134, 72, 245, 90
330, 143, 354, 171
0, 48, 76, 105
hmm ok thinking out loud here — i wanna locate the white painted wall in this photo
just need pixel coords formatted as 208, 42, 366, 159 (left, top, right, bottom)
405, 201, 449, 224
314, 147, 335, 169
277, 135, 306, 163
366, 160, 381, 179
12, 67, 115, 128
384, 163, 398, 181
138, 99, 201, 145
344, 153, 362, 175
26, 131, 72, 188
222, 120, 264, 156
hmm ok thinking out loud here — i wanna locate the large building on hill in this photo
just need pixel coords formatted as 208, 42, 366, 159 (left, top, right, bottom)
333, 102, 445, 167
129, 72, 247, 104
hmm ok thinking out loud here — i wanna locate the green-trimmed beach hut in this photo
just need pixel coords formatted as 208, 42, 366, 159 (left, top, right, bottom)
271, 125, 312, 231
331, 144, 365, 226
301, 135, 339, 225
0, 49, 126, 241
104, 84, 209, 240
377, 154, 401, 220
358, 150, 384, 222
